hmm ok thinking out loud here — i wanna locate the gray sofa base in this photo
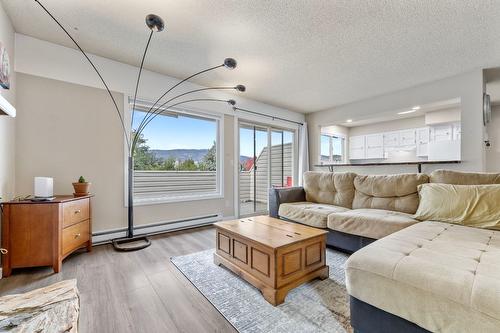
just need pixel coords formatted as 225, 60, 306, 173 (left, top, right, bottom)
350, 296, 430, 333
326, 229, 376, 253
279, 216, 376, 253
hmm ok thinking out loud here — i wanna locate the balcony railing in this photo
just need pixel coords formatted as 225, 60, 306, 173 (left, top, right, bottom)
134, 170, 217, 200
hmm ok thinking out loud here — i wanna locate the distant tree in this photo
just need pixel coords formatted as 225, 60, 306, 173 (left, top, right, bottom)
132, 131, 162, 170
161, 157, 176, 170
179, 158, 197, 171
200, 141, 216, 171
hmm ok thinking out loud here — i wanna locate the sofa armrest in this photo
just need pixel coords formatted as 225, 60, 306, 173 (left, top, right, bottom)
268, 187, 306, 218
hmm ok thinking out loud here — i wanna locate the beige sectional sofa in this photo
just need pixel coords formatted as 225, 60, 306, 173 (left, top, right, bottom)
270, 171, 428, 252
344, 170, 500, 333
269, 169, 500, 333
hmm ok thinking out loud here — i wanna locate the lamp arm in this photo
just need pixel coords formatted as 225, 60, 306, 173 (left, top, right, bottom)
142, 65, 224, 117
35, 0, 131, 150
132, 98, 231, 153
131, 30, 154, 129
133, 86, 237, 144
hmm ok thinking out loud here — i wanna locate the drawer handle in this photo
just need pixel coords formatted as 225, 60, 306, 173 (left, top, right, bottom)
74, 233, 81, 239
0, 248, 7, 255
74, 210, 81, 214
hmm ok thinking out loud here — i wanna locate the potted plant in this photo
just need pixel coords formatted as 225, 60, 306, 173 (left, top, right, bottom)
72, 176, 91, 197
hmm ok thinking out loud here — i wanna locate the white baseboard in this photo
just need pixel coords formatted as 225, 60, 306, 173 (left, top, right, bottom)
92, 214, 223, 244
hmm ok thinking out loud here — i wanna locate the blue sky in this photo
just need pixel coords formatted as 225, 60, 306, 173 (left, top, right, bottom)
133, 110, 293, 156
133, 111, 216, 150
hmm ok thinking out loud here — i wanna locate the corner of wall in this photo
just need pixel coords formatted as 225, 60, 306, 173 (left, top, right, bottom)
0, 2, 16, 201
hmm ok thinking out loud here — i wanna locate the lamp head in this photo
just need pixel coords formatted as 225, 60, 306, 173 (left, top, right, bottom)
227, 99, 236, 106
146, 14, 165, 32
224, 58, 237, 69
235, 85, 246, 92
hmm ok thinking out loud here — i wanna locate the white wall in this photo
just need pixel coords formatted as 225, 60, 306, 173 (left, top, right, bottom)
348, 116, 426, 137
425, 107, 461, 125
321, 125, 349, 137
306, 69, 485, 175
14, 34, 304, 124
0, 2, 15, 200
486, 106, 500, 172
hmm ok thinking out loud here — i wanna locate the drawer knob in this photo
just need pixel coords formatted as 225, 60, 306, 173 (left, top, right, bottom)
74, 233, 81, 239
74, 210, 81, 214
0, 248, 7, 255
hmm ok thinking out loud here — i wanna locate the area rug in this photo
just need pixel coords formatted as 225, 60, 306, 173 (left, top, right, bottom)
171, 249, 352, 333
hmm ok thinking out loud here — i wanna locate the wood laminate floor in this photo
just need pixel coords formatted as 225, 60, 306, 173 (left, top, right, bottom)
0, 226, 237, 333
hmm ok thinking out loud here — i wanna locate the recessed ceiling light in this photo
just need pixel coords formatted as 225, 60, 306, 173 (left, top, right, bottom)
346, 119, 353, 123
397, 110, 417, 115
412, 106, 421, 110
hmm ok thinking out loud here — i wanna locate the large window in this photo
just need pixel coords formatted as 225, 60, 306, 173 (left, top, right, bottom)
320, 134, 345, 164
131, 103, 221, 204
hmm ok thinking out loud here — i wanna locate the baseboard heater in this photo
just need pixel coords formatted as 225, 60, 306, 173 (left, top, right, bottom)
92, 214, 222, 244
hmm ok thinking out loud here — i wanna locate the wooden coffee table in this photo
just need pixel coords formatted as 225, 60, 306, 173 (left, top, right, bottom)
214, 216, 329, 306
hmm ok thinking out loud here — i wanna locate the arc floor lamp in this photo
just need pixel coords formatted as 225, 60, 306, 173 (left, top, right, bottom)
35, 0, 245, 251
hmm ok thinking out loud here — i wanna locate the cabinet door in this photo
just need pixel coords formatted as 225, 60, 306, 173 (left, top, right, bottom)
349, 136, 365, 160
399, 129, 416, 146
350, 136, 365, 149
416, 127, 430, 157
365, 134, 384, 159
383, 132, 399, 147
453, 123, 461, 141
432, 125, 452, 142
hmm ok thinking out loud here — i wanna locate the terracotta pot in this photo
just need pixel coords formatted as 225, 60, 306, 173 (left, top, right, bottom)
72, 182, 91, 197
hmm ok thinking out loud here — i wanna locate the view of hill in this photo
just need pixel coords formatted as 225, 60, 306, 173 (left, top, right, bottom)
151, 149, 254, 166
151, 149, 209, 162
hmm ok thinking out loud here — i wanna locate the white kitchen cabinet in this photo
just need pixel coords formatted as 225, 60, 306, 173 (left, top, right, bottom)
383, 132, 399, 147
453, 123, 461, 141
428, 140, 461, 161
349, 135, 365, 160
365, 134, 384, 159
431, 124, 453, 142
416, 127, 430, 157
399, 129, 416, 146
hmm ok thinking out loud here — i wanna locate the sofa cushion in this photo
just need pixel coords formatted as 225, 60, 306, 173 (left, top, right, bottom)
414, 183, 500, 230
352, 173, 429, 214
278, 201, 349, 228
327, 209, 419, 239
303, 171, 356, 208
430, 169, 500, 185
346, 221, 500, 333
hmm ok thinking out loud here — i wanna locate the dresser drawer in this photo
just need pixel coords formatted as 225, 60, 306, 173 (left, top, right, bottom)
62, 220, 90, 256
63, 199, 89, 227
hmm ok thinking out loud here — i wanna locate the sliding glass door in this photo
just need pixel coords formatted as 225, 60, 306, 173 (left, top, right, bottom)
239, 123, 295, 216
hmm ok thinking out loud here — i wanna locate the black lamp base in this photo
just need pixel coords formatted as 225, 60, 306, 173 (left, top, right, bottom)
112, 235, 151, 252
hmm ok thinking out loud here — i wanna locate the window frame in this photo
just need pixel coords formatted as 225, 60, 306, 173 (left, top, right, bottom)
125, 98, 224, 206
319, 132, 346, 164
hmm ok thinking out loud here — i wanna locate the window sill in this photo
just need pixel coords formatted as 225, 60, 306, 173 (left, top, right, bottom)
133, 193, 224, 206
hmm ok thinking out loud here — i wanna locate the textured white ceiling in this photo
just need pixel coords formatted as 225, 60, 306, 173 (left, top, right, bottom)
2, 0, 500, 113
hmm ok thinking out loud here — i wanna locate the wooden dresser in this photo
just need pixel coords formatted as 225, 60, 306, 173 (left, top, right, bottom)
1, 195, 93, 277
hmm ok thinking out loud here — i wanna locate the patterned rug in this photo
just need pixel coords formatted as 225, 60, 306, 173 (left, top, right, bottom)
171, 249, 352, 333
